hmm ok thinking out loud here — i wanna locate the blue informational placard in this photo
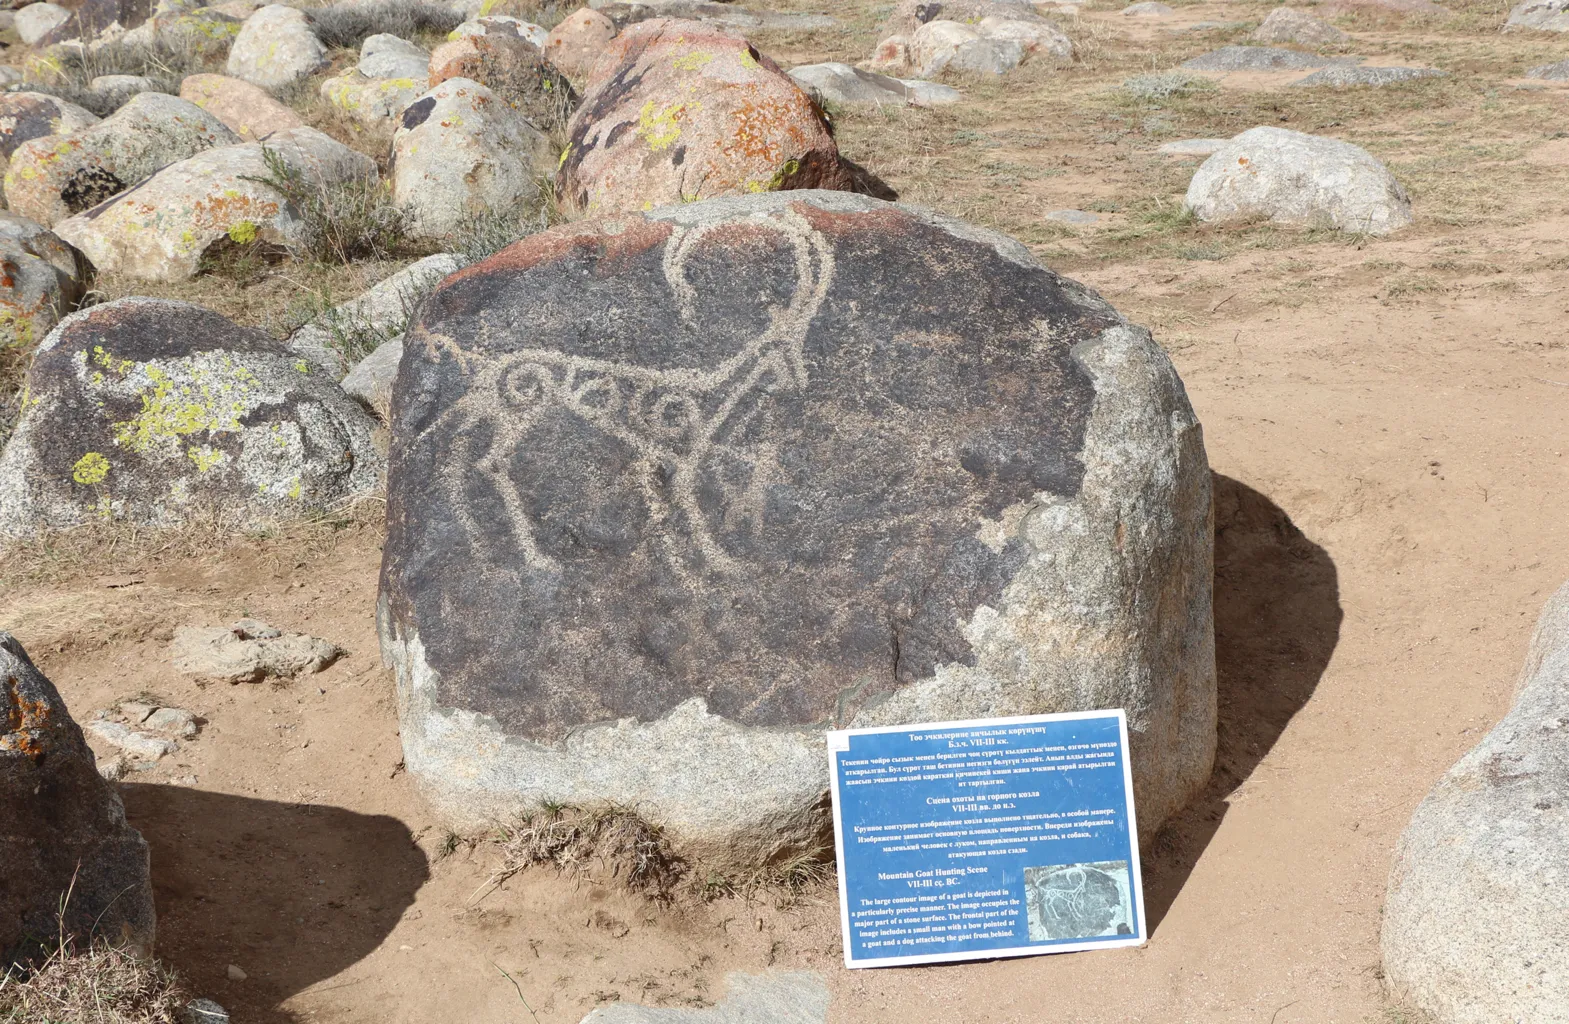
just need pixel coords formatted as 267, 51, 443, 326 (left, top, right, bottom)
828, 710, 1144, 968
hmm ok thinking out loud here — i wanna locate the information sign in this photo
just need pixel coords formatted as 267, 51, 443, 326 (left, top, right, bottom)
828, 710, 1144, 968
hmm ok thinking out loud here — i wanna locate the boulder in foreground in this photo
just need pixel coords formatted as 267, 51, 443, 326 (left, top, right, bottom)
0, 299, 382, 542
1185, 126, 1412, 234
379, 190, 1214, 866
2, 632, 155, 968
1382, 580, 1569, 1024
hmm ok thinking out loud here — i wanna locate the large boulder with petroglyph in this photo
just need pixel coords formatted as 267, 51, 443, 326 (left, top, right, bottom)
1185, 126, 1412, 234
1382, 580, 1569, 1024
378, 190, 1215, 866
0, 299, 381, 542
557, 18, 853, 216
53, 127, 376, 283
3, 92, 236, 228
0, 93, 99, 177
391, 79, 549, 242
2, 632, 156, 967
0, 212, 81, 348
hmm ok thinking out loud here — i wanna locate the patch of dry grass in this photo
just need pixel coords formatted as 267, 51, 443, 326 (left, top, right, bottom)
0, 942, 188, 1024
479, 805, 688, 900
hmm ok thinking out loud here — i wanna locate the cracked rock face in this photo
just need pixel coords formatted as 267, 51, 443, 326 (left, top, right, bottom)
379, 190, 1215, 866
0, 298, 382, 542
2, 632, 155, 968
1382, 582, 1569, 1024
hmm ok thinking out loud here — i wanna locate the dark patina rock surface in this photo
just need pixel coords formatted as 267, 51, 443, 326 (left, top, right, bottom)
380, 190, 1214, 864
0, 298, 382, 542
2, 632, 155, 967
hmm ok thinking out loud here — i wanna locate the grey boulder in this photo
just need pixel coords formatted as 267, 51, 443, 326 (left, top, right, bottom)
2, 632, 156, 967
15, 1, 70, 43
379, 190, 1215, 867
227, 4, 328, 91
90, 75, 162, 107
1526, 57, 1569, 77
358, 33, 430, 80
169, 619, 343, 683
288, 252, 462, 377
1504, 0, 1569, 30
787, 62, 959, 107
319, 71, 426, 129
1294, 64, 1446, 86
1185, 126, 1412, 233
0, 212, 81, 348
1382, 581, 1569, 1023
0, 299, 383, 542
340, 336, 402, 416
1250, 7, 1349, 45
1181, 45, 1336, 71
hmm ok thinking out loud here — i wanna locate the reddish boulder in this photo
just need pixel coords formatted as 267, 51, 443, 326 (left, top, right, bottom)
427, 32, 578, 132
558, 19, 853, 216
544, 6, 617, 84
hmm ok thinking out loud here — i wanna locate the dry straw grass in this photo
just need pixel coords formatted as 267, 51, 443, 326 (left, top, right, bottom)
0, 943, 188, 1024
474, 805, 687, 901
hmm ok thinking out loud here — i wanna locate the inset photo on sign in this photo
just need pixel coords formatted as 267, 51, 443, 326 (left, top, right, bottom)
1024, 861, 1135, 942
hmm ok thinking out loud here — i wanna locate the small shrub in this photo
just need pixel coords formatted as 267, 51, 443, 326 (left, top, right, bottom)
246, 147, 407, 265
1122, 71, 1219, 101
308, 0, 464, 49
485, 804, 686, 898
0, 941, 188, 1024
24, 39, 207, 117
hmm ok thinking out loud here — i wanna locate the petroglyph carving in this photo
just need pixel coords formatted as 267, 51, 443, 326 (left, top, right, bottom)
414, 207, 835, 573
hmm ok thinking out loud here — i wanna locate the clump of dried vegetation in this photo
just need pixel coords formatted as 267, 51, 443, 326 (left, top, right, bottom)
476, 804, 688, 899
0, 942, 188, 1024
307, 0, 463, 49
24, 38, 210, 117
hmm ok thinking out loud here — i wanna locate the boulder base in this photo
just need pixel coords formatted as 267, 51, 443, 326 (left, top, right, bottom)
379, 190, 1214, 866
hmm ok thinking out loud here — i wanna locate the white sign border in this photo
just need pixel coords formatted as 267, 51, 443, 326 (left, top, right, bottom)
828, 708, 1146, 969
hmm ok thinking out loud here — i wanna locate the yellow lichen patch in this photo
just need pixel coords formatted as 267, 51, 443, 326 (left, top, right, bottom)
113, 363, 251, 455
294, 360, 309, 374
186, 445, 224, 473
672, 51, 715, 72
746, 158, 802, 194
91, 345, 135, 376
229, 221, 259, 244
738, 48, 760, 71
637, 101, 694, 152
287, 478, 302, 500
72, 452, 110, 485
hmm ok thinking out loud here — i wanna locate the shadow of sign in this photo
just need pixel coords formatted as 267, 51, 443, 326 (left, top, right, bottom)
120, 784, 429, 1024
1143, 473, 1344, 933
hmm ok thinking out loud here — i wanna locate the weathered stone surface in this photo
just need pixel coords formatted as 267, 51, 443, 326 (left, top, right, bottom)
904, 79, 963, 105
0, 298, 382, 541
427, 31, 578, 132
4, 92, 237, 228
15, 1, 70, 42
1182, 45, 1335, 70
288, 252, 462, 375
909, 20, 1027, 77
178, 73, 304, 140
90, 74, 160, 107
83, 719, 178, 759
1, 632, 155, 967
169, 619, 343, 683
1505, 0, 1569, 30
341, 335, 401, 415
1250, 7, 1348, 45
879, 0, 1038, 37
391, 79, 547, 241
975, 15, 1072, 58
54, 127, 376, 282
450, 14, 548, 47
580, 972, 829, 1024
0, 93, 99, 180
1527, 56, 1569, 77
321, 70, 425, 128
1382, 581, 1569, 1024
1186, 126, 1412, 233
544, 6, 617, 83
559, 20, 853, 216
788, 62, 910, 106
156, 5, 243, 53
1293, 64, 1445, 86
360, 33, 429, 80
379, 190, 1215, 864
226, 4, 328, 91
0, 212, 80, 347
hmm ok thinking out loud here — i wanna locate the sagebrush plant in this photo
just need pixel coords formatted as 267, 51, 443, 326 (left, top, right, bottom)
24, 38, 209, 117
306, 0, 464, 49
246, 146, 407, 265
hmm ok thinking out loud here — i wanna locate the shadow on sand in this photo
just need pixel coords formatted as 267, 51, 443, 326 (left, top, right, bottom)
121, 785, 429, 1024
1143, 474, 1344, 934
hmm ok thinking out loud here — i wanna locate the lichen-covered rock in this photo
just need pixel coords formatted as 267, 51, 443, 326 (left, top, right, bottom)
15, 1, 71, 43
559, 19, 853, 216
359, 32, 429, 80
1185, 126, 1412, 234
380, 190, 1215, 865
0, 212, 80, 348
169, 619, 344, 683
1181, 44, 1335, 71
427, 31, 578, 132
1382, 581, 1569, 1024
392, 78, 548, 241
449, 14, 548, 48
53, 127, 375, 282
908, 20, 1027, 77
4, 92, 237, 227
320, 70, 425, 128
543, 6, 617, 83
1504, 0, 1569, 30
1, 632, 156, 967
0, 92, 99, 177
178, 73, 304, 140
152, 5, 243, 53
1250, 7, 1349, 46
226, 4, 328, 91
0, 298, 382, 541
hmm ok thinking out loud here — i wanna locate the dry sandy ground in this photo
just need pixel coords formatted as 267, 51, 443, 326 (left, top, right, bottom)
4, 0, 1569, 1020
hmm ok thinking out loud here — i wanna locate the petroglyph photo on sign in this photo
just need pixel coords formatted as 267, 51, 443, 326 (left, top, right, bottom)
380, 190, 1214, 864
1024, 861, 1136, 941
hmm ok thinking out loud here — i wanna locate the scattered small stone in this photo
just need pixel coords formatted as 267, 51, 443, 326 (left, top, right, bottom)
1122, 1, 1174, 15
15, 2, 70, 44
1250, 7, 1349, 46
225, 964, 246, 982
1294, 64, 1446, 86
1526, 57, 1569, 78
118, 701, 157, 723
1504, 0, 1569, 31
904, 80, 963, 105
1181, 45, 1338, 71
1123, 70, 1217, 99
1158, 137, 1229, 156
1045, 208, 1100, 224
170, 619, 345, 684
145, 707, 199, 738
183, 998, 230, 1024
84, 719, 180, 760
